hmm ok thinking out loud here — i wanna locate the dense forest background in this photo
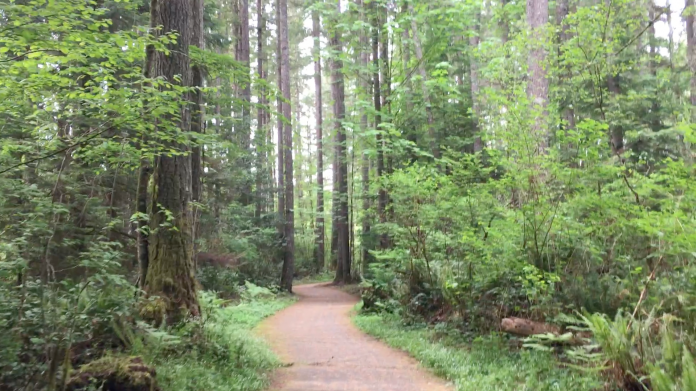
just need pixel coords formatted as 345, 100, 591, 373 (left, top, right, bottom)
1, 0, 696, 389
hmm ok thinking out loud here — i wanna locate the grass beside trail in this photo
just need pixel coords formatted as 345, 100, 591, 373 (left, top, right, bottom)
294, 271, 334, 285
354, 312, 601, 391
145, 295, 295, 391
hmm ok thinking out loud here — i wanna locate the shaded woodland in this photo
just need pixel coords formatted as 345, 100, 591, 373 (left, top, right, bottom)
1, 0, 696, 389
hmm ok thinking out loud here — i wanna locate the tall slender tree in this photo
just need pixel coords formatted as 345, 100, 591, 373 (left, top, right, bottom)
370, 0, 383, 253
279, 0, 295, 291
377, 0, 389, 248
408, 2, 439, 159
470, 5, 482, 152
687, 0, 696, 110
190, 0, 205, 269
136, 0, 157, 288
312, 6, 325, 271
276, 0, 285, 239
359, 0, 371, 266
526, 0, 549, 153
145, 0, 199, 319
255, 0, 267, 218
330, 0, 351, 283
238, 0, 252, 203
556, 0, 574, 135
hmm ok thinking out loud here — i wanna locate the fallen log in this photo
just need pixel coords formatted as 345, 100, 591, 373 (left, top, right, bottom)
66, 356, 159, 391
501, 317, 589, 346
501, 317, 560, 336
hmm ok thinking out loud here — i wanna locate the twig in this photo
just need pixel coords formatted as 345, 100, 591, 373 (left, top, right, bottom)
623, 173, 640, 204
627, 255, 663, 331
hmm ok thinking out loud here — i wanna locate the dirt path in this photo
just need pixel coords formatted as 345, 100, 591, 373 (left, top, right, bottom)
256, 283, 452, 391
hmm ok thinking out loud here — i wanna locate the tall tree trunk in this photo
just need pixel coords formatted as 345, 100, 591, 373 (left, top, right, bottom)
146, 0, 199, 320
279, 0, 295, 292
400, 2, 414, 117
606, 0, 623, 154
526, 0, 549, 153
371, 0, 387, 250
607, 73, 623, 153
331, 124, 339, 269
276, 0, 285, 238
136, 157, 150, 289
330, 0, 351, 284
190, 0, 204, 270
137, 0, 158, 289
239, 0, 252, 204
191, 0, 204, 205
556, 0, 575, 144
687, 0, 696, 111
255, 0, 267, 218
408, 2, 439, 159
648, 3, 661, 132
470, 6, 482, 153
378, 2, 390, 248
312, 7, 325, 272
359, 0, 371, 267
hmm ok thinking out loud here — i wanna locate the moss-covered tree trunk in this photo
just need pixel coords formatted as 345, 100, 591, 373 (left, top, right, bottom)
145, 0, 199, 320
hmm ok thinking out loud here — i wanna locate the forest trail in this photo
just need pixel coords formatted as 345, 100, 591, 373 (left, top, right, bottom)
257, 283, 452, 391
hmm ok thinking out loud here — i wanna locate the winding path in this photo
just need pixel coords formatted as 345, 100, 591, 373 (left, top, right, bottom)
256, 283, 451, 391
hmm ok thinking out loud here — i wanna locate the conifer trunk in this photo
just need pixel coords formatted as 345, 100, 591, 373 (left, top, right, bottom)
688, 0, 696, 111
276, 0, 285, 239
279, 0, 295, 291
255, 0, 267, 218
312, 8, 325, 272
359, 0, 371, 267
330, 0, 351, 283
526, 0, 549, 153
145, 0, 199, 319
408, 2, 439, 159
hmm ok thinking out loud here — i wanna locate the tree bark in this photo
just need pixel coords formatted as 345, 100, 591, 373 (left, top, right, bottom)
470, 6, 482, 153
371, 1, 387, 251
359, 0, 371, 267
607, 74, 623, 153
146, 0, 199, 320
408, 2, 439, 159
190, 0, 204, 270
330, 0, 351, 284
137, 0, 157, 289
556, 0, 575, 156
276, 0, 285, 239
313, 7, 325, 272
239, 0, 252, 204
255, 0, 267, 218
136, 159, 150, 289
687, 0, 696, 113
279, 0, 295, 292
526, 0, 549, 153
191, 0, 204, 205
378, 1, 389, 248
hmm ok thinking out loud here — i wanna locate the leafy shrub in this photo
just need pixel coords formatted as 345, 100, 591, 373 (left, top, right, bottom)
0, 240, 137, 390
137, 291, 295, 391
197, 266, 240, 298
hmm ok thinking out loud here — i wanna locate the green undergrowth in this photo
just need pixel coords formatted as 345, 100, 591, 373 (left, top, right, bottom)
354, 312, 601, 391
294, 271, 335, 285
138, 291, 295, 391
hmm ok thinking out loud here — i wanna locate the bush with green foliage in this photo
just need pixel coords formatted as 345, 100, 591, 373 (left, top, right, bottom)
134, 290, 294, 391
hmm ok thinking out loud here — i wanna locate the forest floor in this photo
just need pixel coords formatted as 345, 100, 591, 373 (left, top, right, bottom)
256, 283, 452, 391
